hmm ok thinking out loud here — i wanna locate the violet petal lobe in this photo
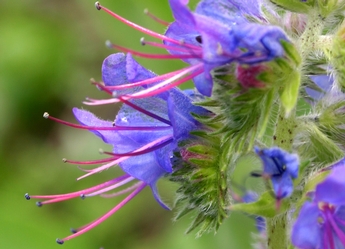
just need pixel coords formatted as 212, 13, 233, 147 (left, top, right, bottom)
72, 108, 118, 144
102, 53, 128, 87
195, 0, 261, 25
291, 202, 322, 249
167, 88, 210, 141
315, 166, 345, 206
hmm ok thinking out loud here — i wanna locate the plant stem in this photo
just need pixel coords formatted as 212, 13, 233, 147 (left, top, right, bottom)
266, 106, 296, 249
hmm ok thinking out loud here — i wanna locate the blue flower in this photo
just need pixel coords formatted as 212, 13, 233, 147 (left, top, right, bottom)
291, 163, 345, 249
25, 53, 209, 244
254, 147, 299, 199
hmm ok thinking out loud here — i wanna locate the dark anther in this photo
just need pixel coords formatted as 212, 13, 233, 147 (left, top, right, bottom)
95, 2, 101, 10
56, 239, 64, 245
250, 171, 263, 177
24, 193, 31, 200
70, 228, 78, 234
62, 158, 67, 163
36, 202, 42, 207
80, 194, 86, 200
195, 35, 202, 44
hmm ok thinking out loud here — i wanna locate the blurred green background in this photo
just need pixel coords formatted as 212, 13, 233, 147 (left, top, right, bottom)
0, 0, 256, 248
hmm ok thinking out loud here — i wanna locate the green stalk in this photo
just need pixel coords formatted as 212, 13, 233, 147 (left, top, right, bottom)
266, 9, 324, 249
266, 106, 296, 249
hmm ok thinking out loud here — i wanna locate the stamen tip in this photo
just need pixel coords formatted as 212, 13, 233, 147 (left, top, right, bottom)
99, 149, 105, 154
43, 112, 49, 119
70, 228, 78, 234
24, 193, 31, 200
62, 158, 67, 163
80, 194, 86, 200
56, 239, 64, 245
105, 40, 112, 49
95, 2, 101, 10
36, 202, 43, 207
140, 37, 146, 46
143, 8, 149, 15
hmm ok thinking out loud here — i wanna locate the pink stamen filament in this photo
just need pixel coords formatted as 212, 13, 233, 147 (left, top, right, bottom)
121, 63, 203, 99
325, 208, 345, 247
107, 42, 200, 60
323, 212, 335, 249
101, 182, 142, 198
141, 38, 202, 53
144, 9, 170, 26
85, 176, 135, 197
95, 2, 200, 50
84, 63, 203, 105
77, 135, 173, 180
63, 156, 119, 165
29, 175, 130, 201
102, 68, 186, 90
57, 182, 146, 244
102, 137, 173, 157
91, 80, 113, 95
118, 97, 172, 125
43, 112, 170, 131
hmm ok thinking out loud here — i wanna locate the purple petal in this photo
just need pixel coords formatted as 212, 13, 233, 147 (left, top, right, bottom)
271, 172, 294, 199
102, 53, 128, 87
195, 0, 261, 25
229, 24, 287, 62
193, 72, 213, 97
126, 53, 156, 82
316, 167, 345, 206
118, 150, 168, 185
150, 184, 171, 210
167, 89, 209, 141
306, 75, 333, 100
168, 0, 196, 27
291, 202, 322, 249
72, 108, 119, 145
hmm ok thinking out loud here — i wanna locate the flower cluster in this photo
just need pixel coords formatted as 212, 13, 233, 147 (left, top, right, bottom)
25, 0, 345, 248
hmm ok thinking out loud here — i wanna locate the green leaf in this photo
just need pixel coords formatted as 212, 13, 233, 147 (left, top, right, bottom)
230, 191, 289, 218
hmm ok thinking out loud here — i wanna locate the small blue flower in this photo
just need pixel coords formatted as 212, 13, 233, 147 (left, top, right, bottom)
254, 146, 299, 199
26, 53, 209, 244
291, 163, 345, 249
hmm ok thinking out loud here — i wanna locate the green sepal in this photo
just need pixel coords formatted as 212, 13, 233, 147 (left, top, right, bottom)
304, 170, 329, 193
269, 0, 314, 13
279, 70, 301, 116
230, 191, 289, 218
258, 88, 275, 138
187, 144, 219, 156
281, 40, 302, 66
169, 123, 230, 236
317, 0, 338, 17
